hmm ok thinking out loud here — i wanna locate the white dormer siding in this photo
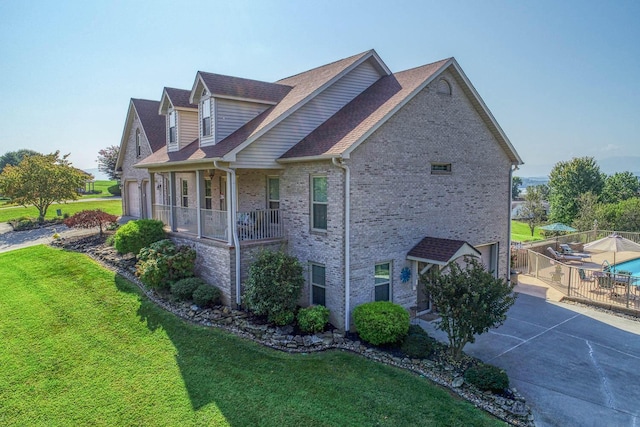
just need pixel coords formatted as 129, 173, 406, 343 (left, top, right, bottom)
234, 58, 382, 168
178, 110, 199, 150
215, 99, 270, 143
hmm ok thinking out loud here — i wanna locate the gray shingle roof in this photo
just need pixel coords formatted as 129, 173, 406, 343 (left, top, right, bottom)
164, 87, 195, 109
131, 98, 165, 153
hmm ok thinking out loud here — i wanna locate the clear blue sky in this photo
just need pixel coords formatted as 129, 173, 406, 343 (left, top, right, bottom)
1, 0, 639, 177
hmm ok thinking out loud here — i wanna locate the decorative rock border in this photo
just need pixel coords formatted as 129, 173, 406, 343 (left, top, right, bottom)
53, 235, 534, 426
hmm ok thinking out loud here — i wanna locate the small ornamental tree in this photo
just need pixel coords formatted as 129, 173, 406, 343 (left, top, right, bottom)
64, 209, 118, 236
97, 145, 120, 181
421, 257, 516, 360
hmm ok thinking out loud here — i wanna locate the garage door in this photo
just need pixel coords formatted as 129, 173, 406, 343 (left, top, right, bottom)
127, 181, 141, 218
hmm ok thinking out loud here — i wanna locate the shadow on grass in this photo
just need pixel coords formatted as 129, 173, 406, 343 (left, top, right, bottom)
112, 275, 503, 427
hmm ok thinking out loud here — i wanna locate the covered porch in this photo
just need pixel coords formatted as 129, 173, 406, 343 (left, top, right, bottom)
149, 167, 284, 244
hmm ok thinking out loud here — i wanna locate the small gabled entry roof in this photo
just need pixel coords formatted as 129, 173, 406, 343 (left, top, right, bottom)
407, 236, 481, 266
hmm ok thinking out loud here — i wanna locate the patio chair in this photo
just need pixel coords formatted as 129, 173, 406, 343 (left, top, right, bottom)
578, 268, 595, 282
546, 247, 583, 264
559, 244, 591, 260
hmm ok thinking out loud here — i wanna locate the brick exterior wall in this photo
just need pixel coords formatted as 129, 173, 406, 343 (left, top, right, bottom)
345, 70, 512, 325
280, 160, 347, 329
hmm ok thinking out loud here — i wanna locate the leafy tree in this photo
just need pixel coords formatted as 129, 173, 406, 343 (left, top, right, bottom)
615, 198, 640, 232
572, 192, 600, 232
0, 151, 87, 221
548, 157, 605, 225
601, 172, 639, 204
97, 145, 120, 181
421, 257, 516, 360
0, 149, 40, 172
519, 185, 547, 236
511, 176, 523, 200
531, 183, 550, 201
64, 209, 118, 236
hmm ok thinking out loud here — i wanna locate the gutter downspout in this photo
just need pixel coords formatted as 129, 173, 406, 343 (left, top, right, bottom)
214, 160, 241, 307
332, 157, 351, 331
507, 164, 518, 282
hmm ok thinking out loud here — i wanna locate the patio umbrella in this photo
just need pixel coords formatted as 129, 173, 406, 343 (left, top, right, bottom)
539, 223, 577, 232
584, 234, 640, 272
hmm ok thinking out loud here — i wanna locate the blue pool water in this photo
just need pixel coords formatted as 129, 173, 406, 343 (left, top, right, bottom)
612, 258, 640, 278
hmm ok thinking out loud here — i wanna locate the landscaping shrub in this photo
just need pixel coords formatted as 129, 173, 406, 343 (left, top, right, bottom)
114, 219, 165, 255
401, 333, 436, 358
353, 301, 410, 346
105, 234, 115, 246
171, 277, 205, 301
108, 184, 121, 196
297, 305, 330, 333
192, 284, 221, 308
243, 250, 304, 325
464, 363, 509, 393
136, 239, 195, 290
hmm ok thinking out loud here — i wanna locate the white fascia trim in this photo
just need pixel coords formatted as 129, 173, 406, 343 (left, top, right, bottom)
213, 94, 278, 105
133, 157, 221, 170
223, 51, 384, 162
276, 154, 337, 164
189, 74, 209, 104
342, 59, 454, 159
449, 60, 523, 165
116, 101, 154, 170
158, 89, 171, 115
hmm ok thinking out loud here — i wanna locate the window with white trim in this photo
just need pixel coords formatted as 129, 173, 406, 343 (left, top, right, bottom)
311, 176, 327, 231
310, 263, 326, 306
374, 262, 391, 301
135, 129, 141, 157
219, 175, 227, 211
267, 177, 280, 210
201, 98, 211, 137
181, 179, 189, 207
169, 110, 177, 144
204, 179, 212, 210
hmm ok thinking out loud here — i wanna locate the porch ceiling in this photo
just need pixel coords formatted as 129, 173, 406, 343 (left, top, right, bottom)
407, 236, 480, 266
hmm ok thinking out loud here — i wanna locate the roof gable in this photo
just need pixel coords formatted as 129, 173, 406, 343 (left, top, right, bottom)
407, 237, 481, 266
159, 87, 196, 114
280, 58, 522, 165
115, 98, 165, 170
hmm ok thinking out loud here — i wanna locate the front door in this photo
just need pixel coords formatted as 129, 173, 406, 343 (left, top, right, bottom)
416, 261, 431, 314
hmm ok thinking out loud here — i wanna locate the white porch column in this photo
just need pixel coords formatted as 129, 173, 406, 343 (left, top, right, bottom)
150, 173, 156, 220
196, 170, 203, 238
168, 171, 176, 232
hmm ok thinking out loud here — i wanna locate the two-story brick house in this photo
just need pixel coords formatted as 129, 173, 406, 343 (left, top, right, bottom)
121, 49, 523, 331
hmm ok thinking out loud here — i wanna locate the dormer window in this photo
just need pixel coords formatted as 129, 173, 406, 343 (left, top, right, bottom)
169, 111, 177, 144
135, 129, 141, 157
201, 98, 211, 137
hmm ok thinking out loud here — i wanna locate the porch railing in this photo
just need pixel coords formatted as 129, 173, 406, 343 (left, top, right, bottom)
175, 206, 198, 235
236, 209, 283, 241
201, 209, 228, 241
153, 205, 283, 242
153, 204, 171, 227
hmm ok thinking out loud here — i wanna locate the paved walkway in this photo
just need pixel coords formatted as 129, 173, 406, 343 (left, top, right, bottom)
0, 223, 98, 253
419, 275, 640, 427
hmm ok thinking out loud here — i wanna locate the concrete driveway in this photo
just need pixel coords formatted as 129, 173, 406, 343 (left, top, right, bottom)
419, 286, 640, 426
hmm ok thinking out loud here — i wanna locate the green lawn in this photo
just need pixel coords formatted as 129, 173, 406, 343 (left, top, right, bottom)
511, 220, 544, 243
0, 199, 122, 223
80, 180, 118, 199
0, 246, 505, 427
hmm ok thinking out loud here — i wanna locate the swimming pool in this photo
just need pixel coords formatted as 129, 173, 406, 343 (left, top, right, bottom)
612, 258, 640, 278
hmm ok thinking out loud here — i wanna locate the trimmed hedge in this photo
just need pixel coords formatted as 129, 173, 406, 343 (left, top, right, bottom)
171, 278, 206, 301
464, 363, 509, 393
193, 284, 221, 308
114, 219, 165, 255
353, 301, 410, 346
108, 184, 121, 196
297, 305, 330, 333
401, 333, 436, 359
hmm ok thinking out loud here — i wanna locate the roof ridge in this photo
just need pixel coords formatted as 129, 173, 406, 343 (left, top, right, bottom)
198, 70, 291, 87
393, 57, 452, 75
275, 49, 373, 83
